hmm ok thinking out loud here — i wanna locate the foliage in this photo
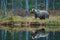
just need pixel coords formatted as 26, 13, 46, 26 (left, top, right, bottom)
0, 0, 60, 10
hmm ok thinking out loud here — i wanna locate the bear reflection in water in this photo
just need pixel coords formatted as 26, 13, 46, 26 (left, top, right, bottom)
31, 28, 49, 39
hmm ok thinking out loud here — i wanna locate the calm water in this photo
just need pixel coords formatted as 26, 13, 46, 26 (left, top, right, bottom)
0, 29, 60, 40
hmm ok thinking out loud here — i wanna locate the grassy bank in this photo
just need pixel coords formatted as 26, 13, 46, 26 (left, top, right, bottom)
0, 15, 60, 31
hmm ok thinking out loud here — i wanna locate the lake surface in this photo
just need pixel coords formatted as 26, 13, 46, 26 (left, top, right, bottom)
0, 29, 60, 40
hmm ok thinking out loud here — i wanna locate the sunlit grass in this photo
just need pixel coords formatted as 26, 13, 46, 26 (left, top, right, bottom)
0, 15, 60, 20
0, 15, 60, 24
0, 15, 60, 31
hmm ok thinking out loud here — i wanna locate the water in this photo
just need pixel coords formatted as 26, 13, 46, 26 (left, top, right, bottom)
1, 30, 4, 40
0, 30, 7, 40
0, 29, 60, 40
19, 31, 22, 40
11, 30, 16, 40
26, 30, 28, 40
45, 34, 48, 40
4, 30, 7, 40
53, 32, 55, 40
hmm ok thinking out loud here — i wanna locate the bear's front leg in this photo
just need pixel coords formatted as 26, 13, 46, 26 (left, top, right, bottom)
35, 14, 37, 19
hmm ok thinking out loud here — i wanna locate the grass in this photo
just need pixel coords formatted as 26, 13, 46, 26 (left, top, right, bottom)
0, 15, 60, 31
0, 15, 60, 21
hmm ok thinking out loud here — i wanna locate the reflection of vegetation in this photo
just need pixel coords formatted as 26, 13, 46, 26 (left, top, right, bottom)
0, 29, 32, 40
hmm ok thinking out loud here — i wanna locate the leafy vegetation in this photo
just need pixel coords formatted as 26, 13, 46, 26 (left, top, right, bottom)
0, 0, 60, 10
